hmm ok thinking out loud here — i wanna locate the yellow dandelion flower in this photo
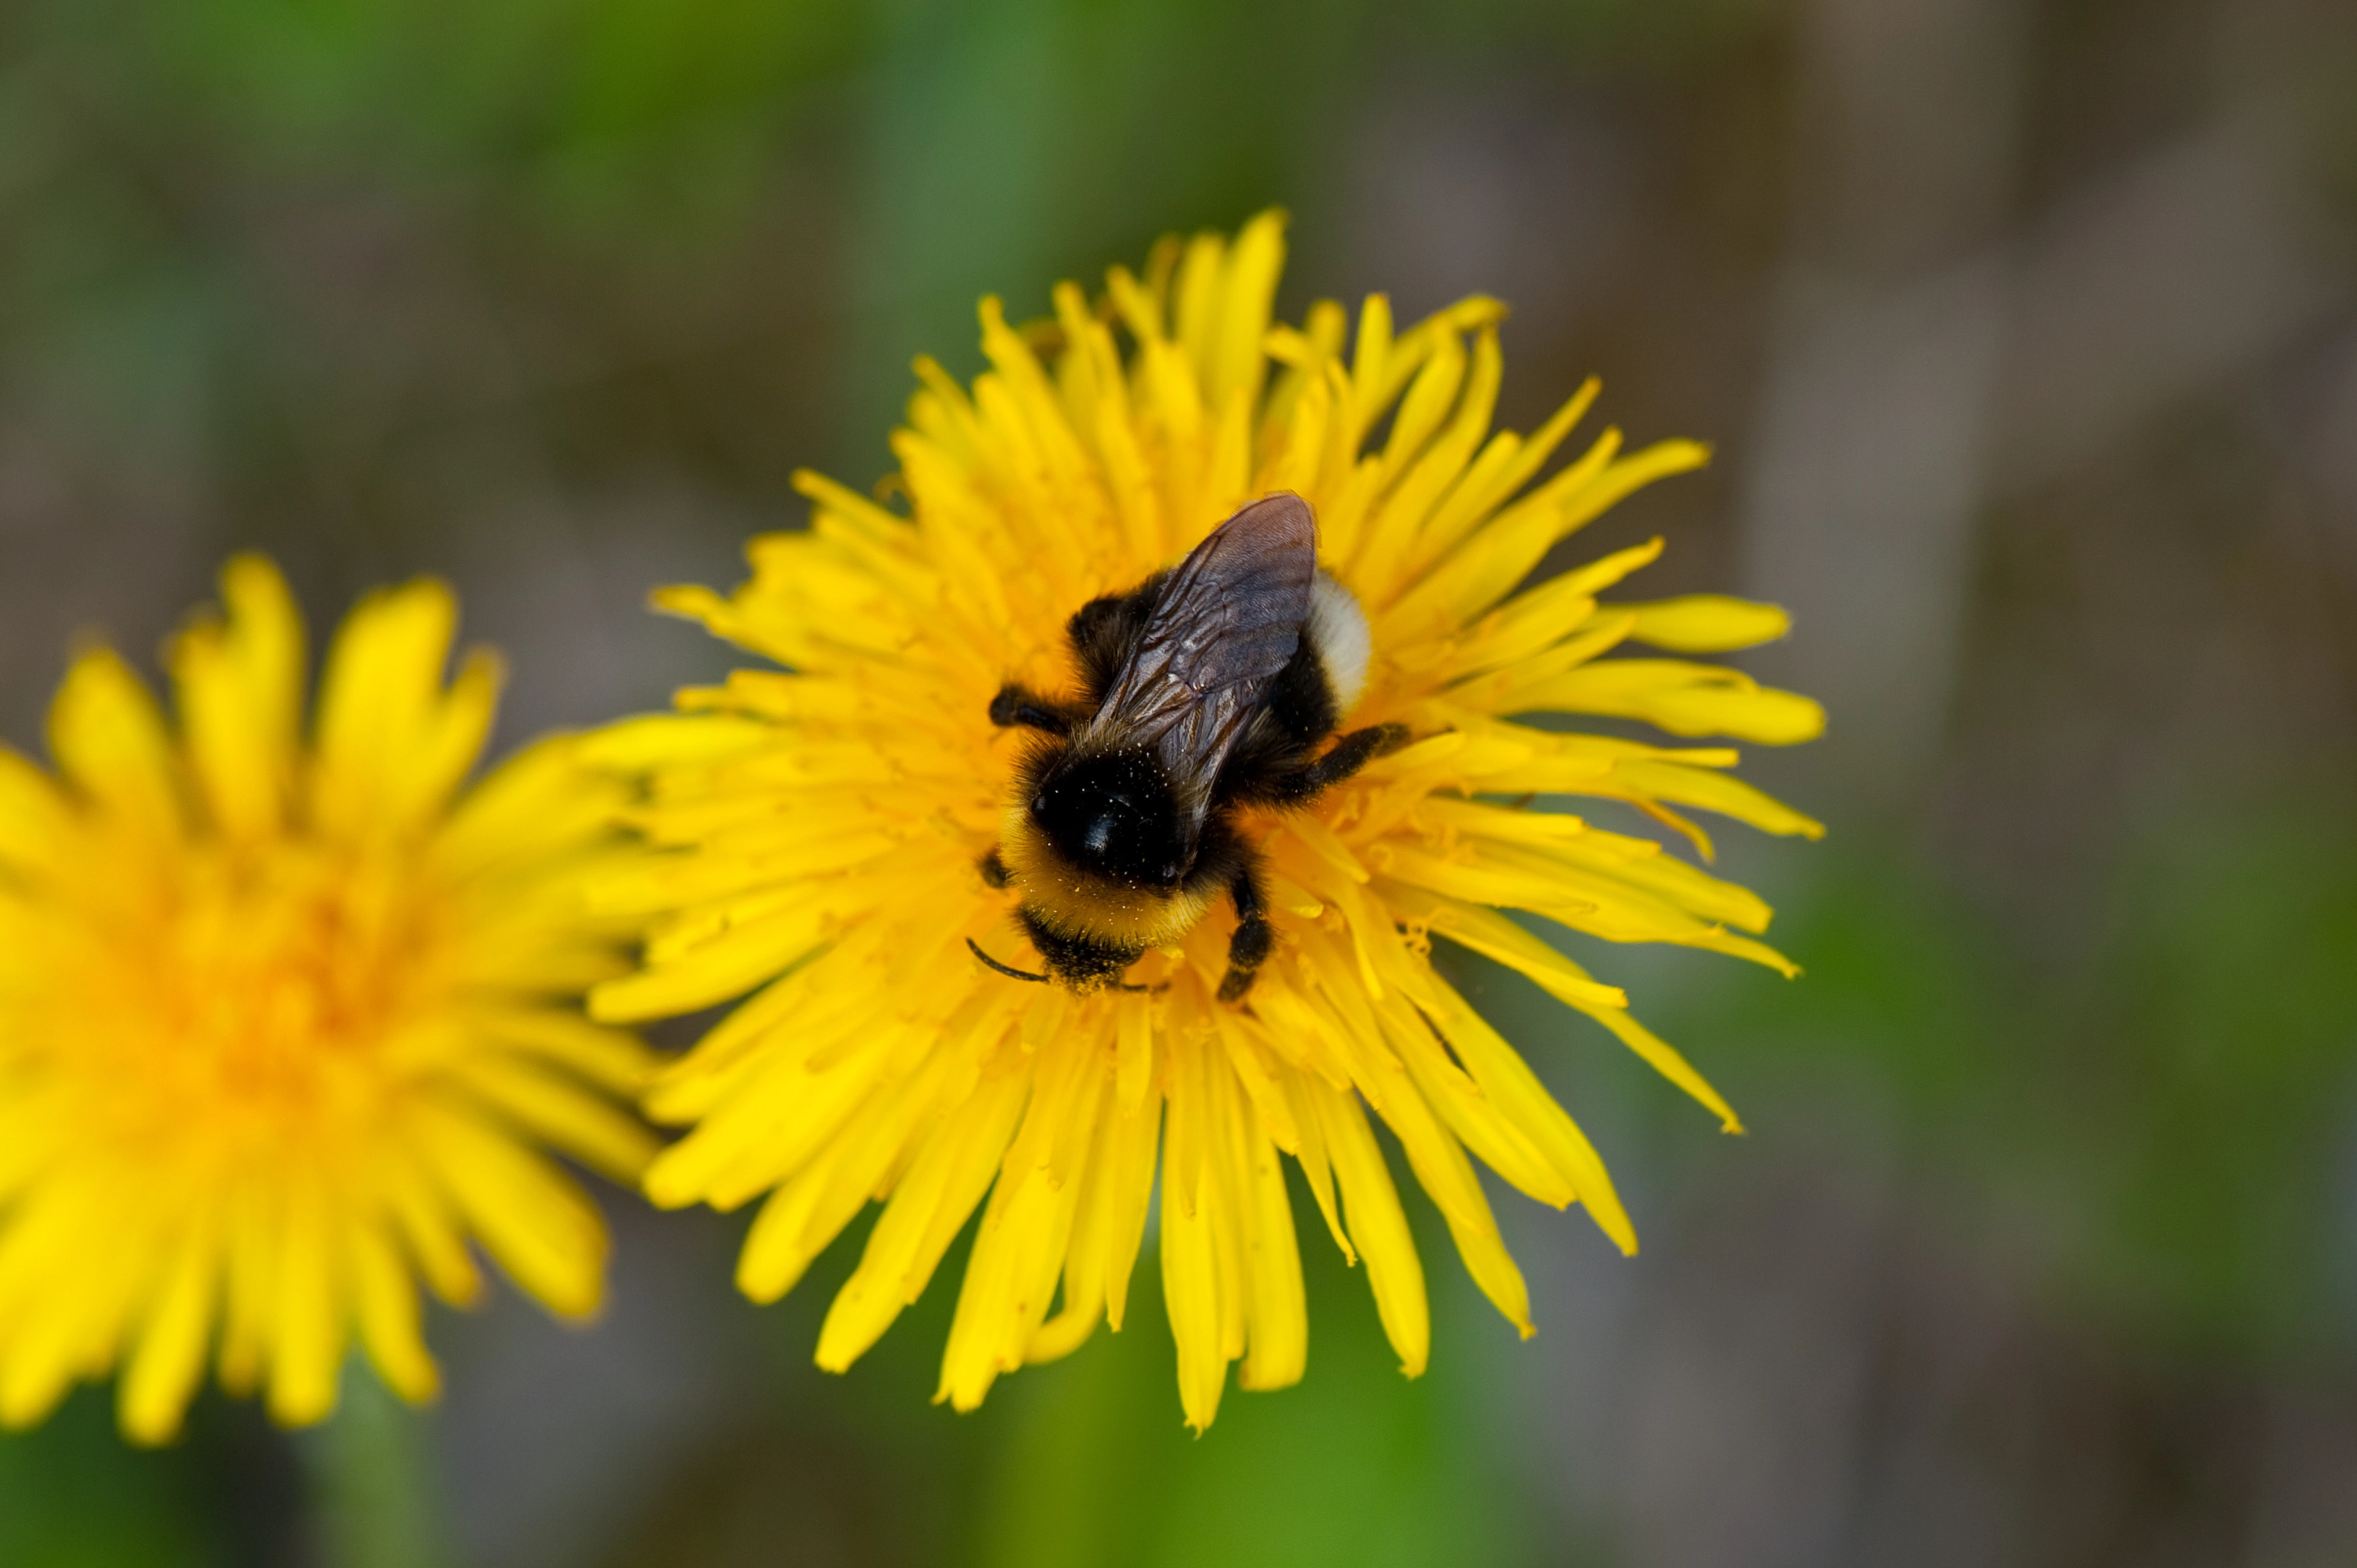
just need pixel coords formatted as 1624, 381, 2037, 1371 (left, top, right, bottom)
585, 211, 1825, 1430
0, 557, 656, 1444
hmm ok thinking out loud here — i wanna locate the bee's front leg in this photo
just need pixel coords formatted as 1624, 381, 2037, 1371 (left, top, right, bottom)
1217, 863, 1273, 1004
988, 683, 1081, 735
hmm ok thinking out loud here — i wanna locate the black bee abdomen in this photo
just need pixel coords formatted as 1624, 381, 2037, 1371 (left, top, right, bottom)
1259, 637, 1340, 747
1032, 749, 1188, 887
1066, 576, 1164, 704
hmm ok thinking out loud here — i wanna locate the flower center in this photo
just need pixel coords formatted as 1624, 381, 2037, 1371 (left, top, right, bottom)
51, 837, 452, 1165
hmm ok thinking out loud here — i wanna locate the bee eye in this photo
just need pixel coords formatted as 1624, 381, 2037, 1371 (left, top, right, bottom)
1031, 794, 1048, 816
1085, 818, 1115, 855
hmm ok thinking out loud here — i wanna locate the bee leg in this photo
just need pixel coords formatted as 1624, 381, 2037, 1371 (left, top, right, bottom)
988, 683, 1077, 735
1216, 865, 1274, 1004
1272, 722, 1411, 803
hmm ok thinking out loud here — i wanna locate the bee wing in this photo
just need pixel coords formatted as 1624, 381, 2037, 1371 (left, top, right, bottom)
1088, 493, 1317, 793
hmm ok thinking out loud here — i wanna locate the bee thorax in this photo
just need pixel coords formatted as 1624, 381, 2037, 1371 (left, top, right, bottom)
1028, 748, 1189, 890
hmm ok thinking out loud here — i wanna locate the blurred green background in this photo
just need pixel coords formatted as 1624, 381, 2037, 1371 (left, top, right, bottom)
5, 0, 2357, 1562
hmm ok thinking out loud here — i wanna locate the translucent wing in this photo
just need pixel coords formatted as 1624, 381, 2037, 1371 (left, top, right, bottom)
1083, 493, 1317, 810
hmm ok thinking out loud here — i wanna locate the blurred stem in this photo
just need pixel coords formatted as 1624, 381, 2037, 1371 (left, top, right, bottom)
303, 1366, 448, 1568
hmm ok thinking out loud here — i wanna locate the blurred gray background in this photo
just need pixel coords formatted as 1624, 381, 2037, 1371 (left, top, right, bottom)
3, 0, 2355, 1563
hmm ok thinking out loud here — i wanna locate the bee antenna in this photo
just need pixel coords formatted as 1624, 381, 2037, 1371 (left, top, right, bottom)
966, 937, 1049, 985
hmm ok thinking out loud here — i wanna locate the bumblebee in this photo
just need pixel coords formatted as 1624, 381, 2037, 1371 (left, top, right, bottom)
974, 492, 1406, 1002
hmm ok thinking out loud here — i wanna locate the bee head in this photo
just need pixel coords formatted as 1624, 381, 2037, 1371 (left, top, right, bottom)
1030, 748, 1189, 890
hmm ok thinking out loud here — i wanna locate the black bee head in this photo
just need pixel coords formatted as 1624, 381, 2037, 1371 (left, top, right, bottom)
1031, 749, 1189, 890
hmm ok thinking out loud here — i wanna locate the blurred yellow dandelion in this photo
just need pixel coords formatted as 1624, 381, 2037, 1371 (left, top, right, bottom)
586, 211, 1825, 1430
0, 558, 655, 1443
